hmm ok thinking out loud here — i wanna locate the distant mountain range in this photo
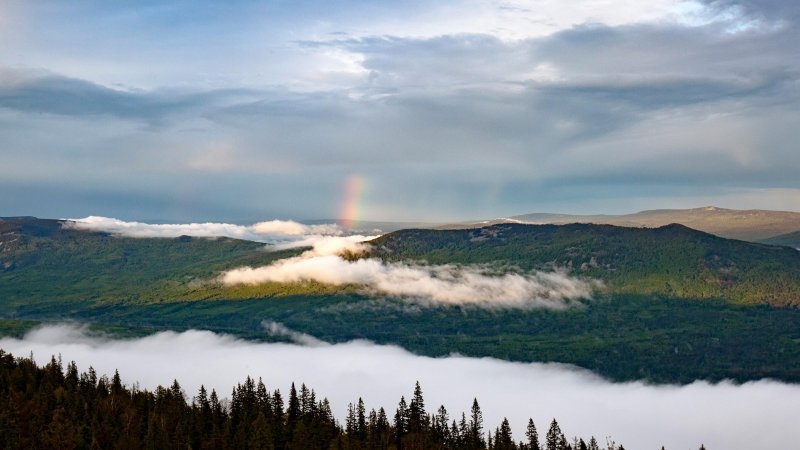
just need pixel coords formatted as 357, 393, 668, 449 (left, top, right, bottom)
373, 222, 800, 307
441, 206, 800, 245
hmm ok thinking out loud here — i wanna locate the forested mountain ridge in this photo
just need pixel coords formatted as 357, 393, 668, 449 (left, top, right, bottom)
4, 216, 798, 307
371, 223, 800, 307
0, 216, 306, 305
3, 217, 800, 384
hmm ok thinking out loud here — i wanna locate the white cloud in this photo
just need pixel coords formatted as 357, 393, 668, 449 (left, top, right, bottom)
222, 254, 595, 309
1, 324, 798, 450
270, 234, 377, 254
263, 320, 330, 347
63, 216, 377, 251
333, 0, 713, 43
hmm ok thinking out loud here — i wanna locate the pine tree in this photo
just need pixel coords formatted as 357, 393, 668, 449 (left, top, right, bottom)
557, 433, 569, 450
256, 378, 272, 419
545, 419, 561, 450
287, 383, 300, 441
495, 417, 514, 450
468, 398, 485, 449
408, 381, 426, 433
111, 370, 123, 396
346, 402, 357, 437
526, 418, 540, 450
299, 383, 310, 415
394, 396, 408, 448
434, 405, 450, 444
271, 389, 286, 449
377, 407, 389, 428
357, 397, 367, 440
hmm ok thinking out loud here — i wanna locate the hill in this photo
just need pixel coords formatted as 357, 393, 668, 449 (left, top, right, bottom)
0, 216, 309, 306
761, 230, 800, 249
2, 216, 800, 383
442, 206, 800, 242
372, 222, 800, 307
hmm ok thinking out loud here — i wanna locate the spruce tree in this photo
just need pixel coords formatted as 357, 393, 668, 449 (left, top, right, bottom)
394, 396, 408, 448
357, 397, 367, 440
346, 402, 357, 437
469, 398, 485, 449
557, 433, 569, 450
408, 381, 426, 433
286, 383, 300, 441
526, 418, 540, 450
434, 405, 450, 444
545, 419, 561, 450
495, 417, 514, 450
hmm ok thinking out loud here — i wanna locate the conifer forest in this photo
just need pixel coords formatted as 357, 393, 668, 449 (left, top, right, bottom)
0, 349, 711, 450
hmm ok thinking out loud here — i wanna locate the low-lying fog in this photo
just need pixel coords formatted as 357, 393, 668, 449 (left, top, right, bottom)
2, 324, 797, 449
67, 216, 597, 309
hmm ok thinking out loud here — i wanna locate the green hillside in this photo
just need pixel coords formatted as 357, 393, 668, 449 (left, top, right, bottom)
2, 217, 800, 383
371, 223, 800, 307
0, 217, 313, 305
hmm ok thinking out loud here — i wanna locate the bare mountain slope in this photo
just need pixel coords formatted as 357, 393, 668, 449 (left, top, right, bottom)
441, 206, 800, 242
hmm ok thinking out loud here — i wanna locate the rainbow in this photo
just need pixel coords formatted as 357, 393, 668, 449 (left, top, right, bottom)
339, 174, 364, 229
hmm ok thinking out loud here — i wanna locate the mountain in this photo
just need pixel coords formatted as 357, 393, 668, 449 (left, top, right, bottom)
2, 216, 800, 383
761, 230, 800, 249
441, 206, 800, 242
372, 222, 800, 307
0, 216, 307, 305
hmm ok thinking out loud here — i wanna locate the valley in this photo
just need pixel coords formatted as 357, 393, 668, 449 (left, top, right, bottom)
2, 216, 800, 383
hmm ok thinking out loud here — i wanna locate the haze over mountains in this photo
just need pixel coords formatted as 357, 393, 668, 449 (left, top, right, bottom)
443, 206, 800, 245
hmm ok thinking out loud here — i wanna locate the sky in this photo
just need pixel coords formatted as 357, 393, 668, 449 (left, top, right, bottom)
1, 0, 799, 222
2, 324, 799, 449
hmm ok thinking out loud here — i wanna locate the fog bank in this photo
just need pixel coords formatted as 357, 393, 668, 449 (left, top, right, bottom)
2, 324, 798, 449
64, 216, 378, 251
223, 254, 594, 309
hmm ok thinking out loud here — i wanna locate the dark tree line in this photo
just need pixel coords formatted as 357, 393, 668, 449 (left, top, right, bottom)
0, 350, 704, 449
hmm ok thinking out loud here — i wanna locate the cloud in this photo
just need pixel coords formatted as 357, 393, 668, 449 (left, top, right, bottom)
2, 0, 800, 221
1, 324, 798, 450
0, 68, 261, 124
63, 216, 378, 251
263, 320, 330, 347
222, 253, 596, 309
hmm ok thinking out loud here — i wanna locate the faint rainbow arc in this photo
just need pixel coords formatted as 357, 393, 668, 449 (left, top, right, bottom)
339, 175, 365, 229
